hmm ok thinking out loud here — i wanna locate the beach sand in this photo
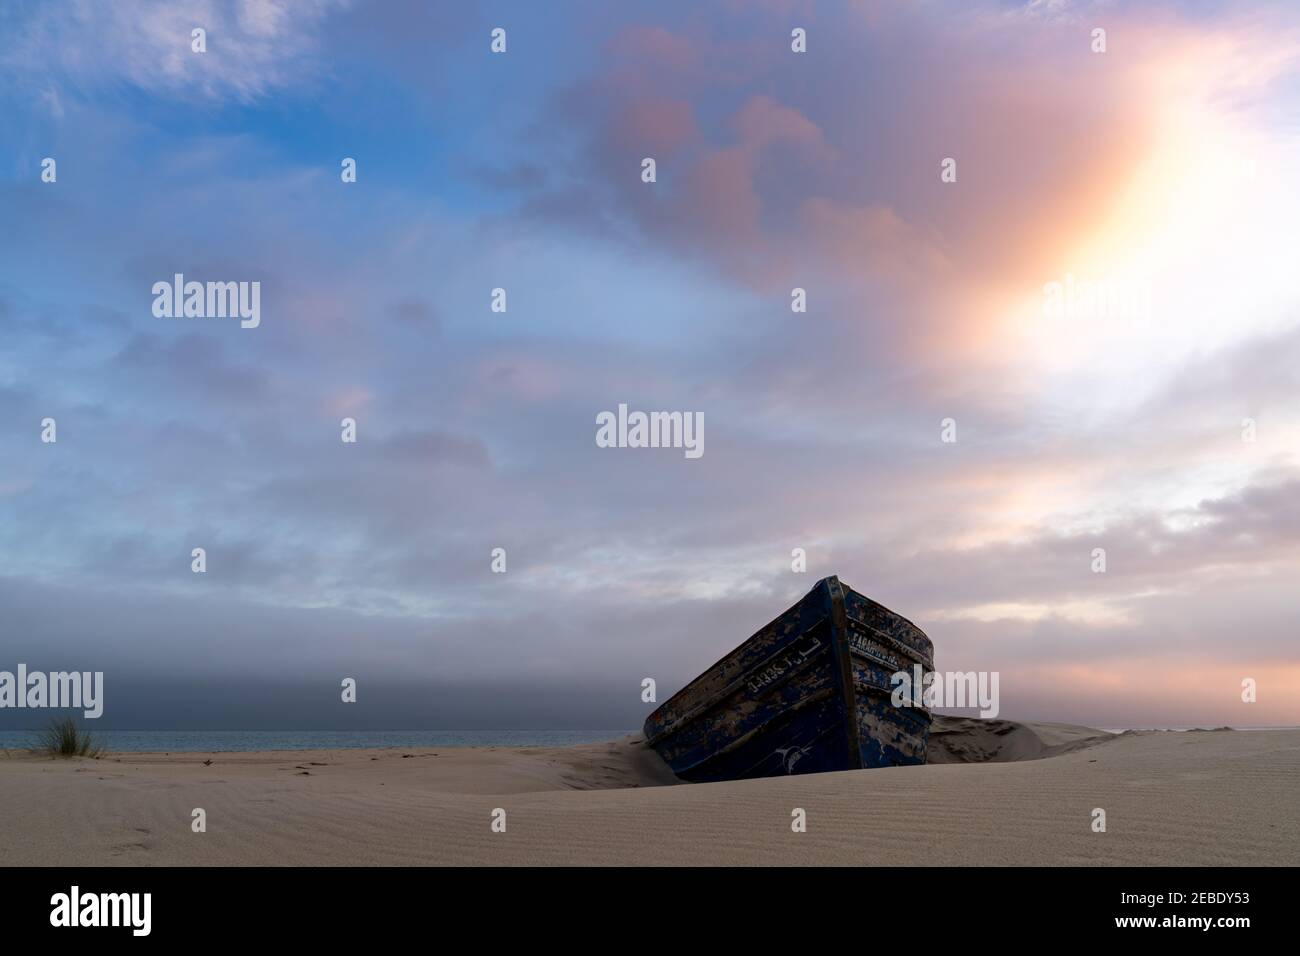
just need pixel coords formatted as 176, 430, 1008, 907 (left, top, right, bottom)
1, 718, 1296, 865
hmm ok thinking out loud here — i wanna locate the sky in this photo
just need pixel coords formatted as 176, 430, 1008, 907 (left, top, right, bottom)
1, 0, 1298, 730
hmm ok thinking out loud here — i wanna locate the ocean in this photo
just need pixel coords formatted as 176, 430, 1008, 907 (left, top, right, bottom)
0, 729, 631, 753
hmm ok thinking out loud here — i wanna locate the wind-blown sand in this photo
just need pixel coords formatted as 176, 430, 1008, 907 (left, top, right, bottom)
2, 718, 1296, 865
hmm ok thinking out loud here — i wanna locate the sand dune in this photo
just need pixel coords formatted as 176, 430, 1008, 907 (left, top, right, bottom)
2, 720, 1296, 866
926, 715, 1116, 763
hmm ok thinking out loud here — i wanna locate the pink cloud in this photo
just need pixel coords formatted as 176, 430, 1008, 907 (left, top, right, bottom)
730, 95, 835, 163
607, 24, 694, 69
607, 95, 697, 157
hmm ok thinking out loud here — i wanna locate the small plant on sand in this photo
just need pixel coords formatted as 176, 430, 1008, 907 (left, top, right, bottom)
35, 717, 104, 758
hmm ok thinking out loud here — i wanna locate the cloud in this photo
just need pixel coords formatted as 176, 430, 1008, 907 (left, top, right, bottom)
386, 298, 439, 329
0, 0, 349, 104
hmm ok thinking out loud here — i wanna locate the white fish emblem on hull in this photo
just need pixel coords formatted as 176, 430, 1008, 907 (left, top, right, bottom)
774, 746, 812, 773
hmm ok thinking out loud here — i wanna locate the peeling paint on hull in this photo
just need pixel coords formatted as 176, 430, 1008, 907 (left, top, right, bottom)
643, 576, 934, 783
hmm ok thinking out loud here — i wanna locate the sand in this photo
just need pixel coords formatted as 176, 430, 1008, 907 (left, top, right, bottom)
925, 716, 1116, 763
1, 718, 1296, 866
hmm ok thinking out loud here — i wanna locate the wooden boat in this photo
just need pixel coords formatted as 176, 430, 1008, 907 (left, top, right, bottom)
643, 576, 934, 782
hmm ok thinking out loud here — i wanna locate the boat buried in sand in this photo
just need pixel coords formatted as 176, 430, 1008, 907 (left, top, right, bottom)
644, 576, 935, 782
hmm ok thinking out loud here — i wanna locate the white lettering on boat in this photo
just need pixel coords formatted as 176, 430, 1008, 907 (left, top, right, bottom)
745, 635, 823, 695
847, 629, 905, 671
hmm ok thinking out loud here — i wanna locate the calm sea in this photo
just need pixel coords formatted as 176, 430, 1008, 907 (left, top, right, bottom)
0, 729, 631, 753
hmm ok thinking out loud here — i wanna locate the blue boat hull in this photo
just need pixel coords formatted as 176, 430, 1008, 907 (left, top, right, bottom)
643, 577, 934, 782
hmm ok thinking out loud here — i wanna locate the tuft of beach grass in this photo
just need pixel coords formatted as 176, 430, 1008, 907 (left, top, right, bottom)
35, 717, 104, 758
